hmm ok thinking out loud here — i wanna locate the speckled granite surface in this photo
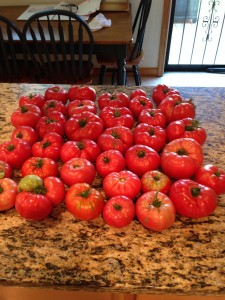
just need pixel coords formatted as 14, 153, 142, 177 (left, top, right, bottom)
0, 83, 225, 296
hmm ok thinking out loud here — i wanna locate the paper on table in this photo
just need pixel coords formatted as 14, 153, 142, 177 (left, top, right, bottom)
17, 4, 57, 20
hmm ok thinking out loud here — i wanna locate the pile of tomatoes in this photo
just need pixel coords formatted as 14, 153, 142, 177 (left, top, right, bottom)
0, 84, 225, 232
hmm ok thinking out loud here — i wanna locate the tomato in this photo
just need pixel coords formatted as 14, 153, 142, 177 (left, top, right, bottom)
166, 118, 207, 145
11, 126, 39, 146
161, 138, 204, 179
96, 149, 126, 178
43, 176, 66, 206
65, 183, 105, 220
158, 95, 196, 124
128, 95, 153, 119
18, 174, 43, 192
21, 157, 58, 179
0, 178, 18, 211
125, 144, 160, 177
141, 170, 172, 194
152, 84, 180, 106
0, 139, 32, 169
169, 179, 217, 218
67, 99, 97, 117
15, 191, 52, 221
136, 191, 176, 231
103, 170, 141, 200
60, 157, 96, 186
138, 108, 167, 128
65, 111, 103, 141
97, 126, 133, 154
19, 93, 46, 109
68, 85, 96, 102
41, 99, 67, 116
0, 160, 13, 179
129, 88, 147, 100
98, 92, 129, 109
60, 139, 101, 163
35, 115, 64, 139
11, 104, 42, 128
195, 164, 225, 195
99, 106, 134, 129
44, 85, 68, 104
103, 196, 135, 228
133, 123, 166, 152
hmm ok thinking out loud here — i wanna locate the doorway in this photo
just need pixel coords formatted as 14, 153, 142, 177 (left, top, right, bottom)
164, 0, 225, 72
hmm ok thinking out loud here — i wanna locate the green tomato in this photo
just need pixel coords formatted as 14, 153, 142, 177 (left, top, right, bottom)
18, 175, 43, 192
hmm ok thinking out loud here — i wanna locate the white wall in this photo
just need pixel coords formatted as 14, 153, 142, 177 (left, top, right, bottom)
0, 0, 164, 68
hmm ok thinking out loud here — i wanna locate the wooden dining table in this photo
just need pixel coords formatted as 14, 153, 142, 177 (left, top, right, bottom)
0, 5, 133, 85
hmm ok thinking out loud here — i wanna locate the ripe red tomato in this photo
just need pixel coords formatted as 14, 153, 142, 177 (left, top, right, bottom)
43, 176, 66, 206
96, 149, 126, 178
0, 160, 13, 179
133, 123, 166, 152
67, 99, 97, 117
19, 93, 46, 109
128, 95, 153, 119
169, 179, 217, 218
166, 118, 207, 145
65, 111, 103, 141
68, 85, 96, 102
161, 138, 204, 179
129, 88, 147, 100
44, 85, 68, 104
141, 170, 172, 194
136, 191, 176, 231
125, 144, 160, 176
138, 108, 167, 128
152, 84, 180, 106
11, 104, 42, 128
35, 115, 65, 139
11, 126, 38, 146
0, 178, 18, 211
103, 170, 141, 200
65, 183, 105, 220
97, 126, 133, 154
99, 106, 134, 129
60, 157, 96, 186
0, 139, 32, 169
41, 99, 67, 116
195, 164, 225, 195
98, 92, 129, 109
21, 157, 58, 179
103, 196, 135, 228
15, 191, 52, 221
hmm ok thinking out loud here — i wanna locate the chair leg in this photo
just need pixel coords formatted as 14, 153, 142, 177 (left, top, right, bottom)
99, 65, 106, 85
132, 65, 141, 86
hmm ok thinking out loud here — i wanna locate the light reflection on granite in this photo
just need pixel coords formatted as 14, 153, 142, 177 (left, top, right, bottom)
0, 83, 225, 296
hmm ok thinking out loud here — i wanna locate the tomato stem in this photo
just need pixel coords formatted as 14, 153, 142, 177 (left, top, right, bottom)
113, 203, 122, 211
191, 187, 201, 197
0, 185, 3, 193
137, 150, 146, 158
79, 189, 91, 198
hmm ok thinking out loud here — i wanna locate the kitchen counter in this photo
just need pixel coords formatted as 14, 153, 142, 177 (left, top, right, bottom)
0, 83, 225, 299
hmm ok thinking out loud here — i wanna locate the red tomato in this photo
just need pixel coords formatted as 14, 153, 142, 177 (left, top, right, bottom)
43, 176, 66, 206
15, 191, 52, 221
19, 93, 46, 109
60, 157, 96, 186
11, 126, 38, 146
129, 88, 147, 100
195, 164, 225, 195
21, 157, 58, 179
138, 108, 167, 128
103, 170, 141, 200
133, 123, 166, 152
65, 111, 103, 141
35, 115, 64, 139
96, 149, 126, 178
161, 138, 204, 179
103, 196, 135, 228
125, 144, 160, 176
60, 139, 101, 163
0, 139, 32, 169
169, 179, 217, 218
152, 84, 180, 106
0, 160, 13, 179
166, 118, 207, 145
0, 178, 18, 211
141, 170, 172, 194
65, 183, 105, 220
99, 106, 134, 129
11, 104, 42, 128
98, 92, 129, 109
128, 95, 153, 119
97, 126, 133, 154
67, 99, 97, 117
68, 85, 96, 102
41, 99, 67, 116
136, 191, 176, 231
44, 85, 68, 104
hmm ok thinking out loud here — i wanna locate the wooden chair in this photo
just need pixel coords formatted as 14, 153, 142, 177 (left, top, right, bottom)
22, 9, 94, 84
97, 0, 152, 86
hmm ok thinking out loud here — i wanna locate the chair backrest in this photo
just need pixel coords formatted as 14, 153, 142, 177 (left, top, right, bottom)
22, 9, 94, 84
129, 0, 152, 61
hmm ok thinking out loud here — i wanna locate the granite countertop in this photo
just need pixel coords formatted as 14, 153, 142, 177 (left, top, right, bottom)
0, 83, 225, 297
